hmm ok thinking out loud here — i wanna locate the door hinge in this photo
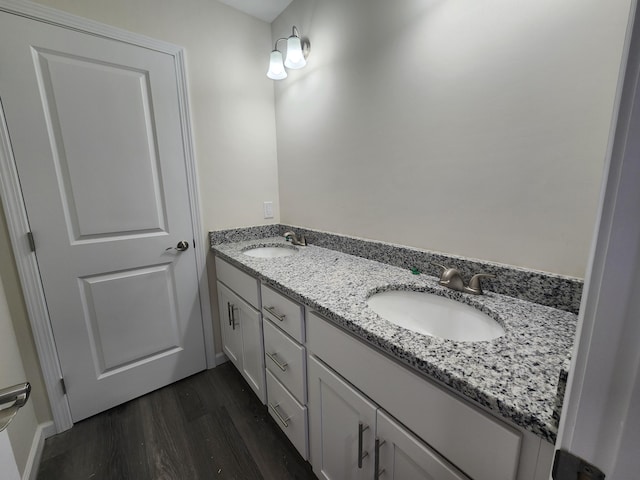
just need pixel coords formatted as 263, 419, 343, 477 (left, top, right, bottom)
552, 449, 605, 480
27, 231, 36, 252
60, 378, 67, 395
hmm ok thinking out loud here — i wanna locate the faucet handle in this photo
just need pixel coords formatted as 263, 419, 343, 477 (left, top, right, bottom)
432, 263, 452, 279
432, 263, 447, 272
432, 263, 465, 291
466, 273, 496, 295
283, 231, 307, 246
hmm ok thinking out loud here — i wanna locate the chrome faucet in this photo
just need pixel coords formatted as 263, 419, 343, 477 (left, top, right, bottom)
284, 231, 307, 246
433, 264, 495, 295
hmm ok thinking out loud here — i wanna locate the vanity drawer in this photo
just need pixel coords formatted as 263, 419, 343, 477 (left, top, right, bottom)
264, 318, 306, 404
261, 284, 305, 343
215, 257, 259, 309
266, 369, 309, 460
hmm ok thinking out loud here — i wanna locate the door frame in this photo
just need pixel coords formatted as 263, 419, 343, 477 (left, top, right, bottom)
555, 1, 640, 477
0, 0, 215, 432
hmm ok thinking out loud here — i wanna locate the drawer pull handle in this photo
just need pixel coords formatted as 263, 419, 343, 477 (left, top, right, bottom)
268, 402, 290, 428
358, 422, 369, 468
374, 438, 386, 478
227, 302, 232, 326
264, 306, 286, 322
266, 352, 288, 372
229, 304, 238, 330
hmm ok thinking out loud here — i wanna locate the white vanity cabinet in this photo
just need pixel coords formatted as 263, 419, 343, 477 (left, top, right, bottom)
215, 258, 265, 403
307, 311, 526, 480
308, 355, 468, 480
213, 254, 556, 480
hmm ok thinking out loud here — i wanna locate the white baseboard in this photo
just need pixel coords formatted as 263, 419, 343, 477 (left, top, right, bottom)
23, 421, 55, 480
214, 352, 228, 367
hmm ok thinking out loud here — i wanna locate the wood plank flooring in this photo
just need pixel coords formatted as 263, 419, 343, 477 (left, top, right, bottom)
37, 363, 317, 480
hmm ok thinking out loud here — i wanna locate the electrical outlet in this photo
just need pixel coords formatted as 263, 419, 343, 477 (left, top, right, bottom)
263, 201, 274, 219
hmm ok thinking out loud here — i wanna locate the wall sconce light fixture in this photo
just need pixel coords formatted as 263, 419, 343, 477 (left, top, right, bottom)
267, 26, 311, 80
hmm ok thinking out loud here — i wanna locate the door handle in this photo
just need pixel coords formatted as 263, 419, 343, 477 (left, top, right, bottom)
165, 241, 189, 252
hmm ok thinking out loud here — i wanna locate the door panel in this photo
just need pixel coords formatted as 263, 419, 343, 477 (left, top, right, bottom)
0, 11, 206, 421
80, 264, 181, 374
33, 48, 167, 239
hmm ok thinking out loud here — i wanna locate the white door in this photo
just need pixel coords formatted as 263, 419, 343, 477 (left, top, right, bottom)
307, 355, 377, 480
0, 11, 206, 421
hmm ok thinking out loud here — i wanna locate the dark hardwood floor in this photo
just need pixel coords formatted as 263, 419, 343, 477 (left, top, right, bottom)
37, 363, 317, 480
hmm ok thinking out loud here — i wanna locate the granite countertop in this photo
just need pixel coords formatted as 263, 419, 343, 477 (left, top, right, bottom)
212, 237, 576, 443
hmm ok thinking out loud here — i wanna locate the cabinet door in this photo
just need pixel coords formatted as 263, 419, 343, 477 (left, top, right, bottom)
217, 281, 265, 402
217, 282, 243, 370
308, 355, 377, 480
376, 410, 469, 480
238, 292, 265, 403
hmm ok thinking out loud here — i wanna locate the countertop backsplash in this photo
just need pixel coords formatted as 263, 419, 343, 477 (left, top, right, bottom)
210, 224, 583, 314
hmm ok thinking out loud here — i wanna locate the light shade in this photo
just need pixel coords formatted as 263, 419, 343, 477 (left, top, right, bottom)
284, 35, 306, 69
266, 50, 287, 80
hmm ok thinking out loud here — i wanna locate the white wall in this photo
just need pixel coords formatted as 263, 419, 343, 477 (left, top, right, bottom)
32, 0, 280, 231
0, 208, 50, 425
273, 0, 632, 277
0, 274, 39, 477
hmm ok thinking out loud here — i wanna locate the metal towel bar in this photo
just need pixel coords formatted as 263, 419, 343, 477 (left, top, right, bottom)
0, 382, 31, 432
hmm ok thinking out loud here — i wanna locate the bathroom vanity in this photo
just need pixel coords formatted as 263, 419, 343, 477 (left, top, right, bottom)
211, 229, 577, 480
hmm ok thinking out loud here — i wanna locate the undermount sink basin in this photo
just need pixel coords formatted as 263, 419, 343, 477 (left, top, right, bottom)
242, 245, 297, 258
367, 290, 505, 342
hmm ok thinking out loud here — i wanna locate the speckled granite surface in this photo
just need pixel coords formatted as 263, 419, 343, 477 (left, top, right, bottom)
212, 236, 577, 443
210, 224, 280, 244
211, 225, 584, 313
